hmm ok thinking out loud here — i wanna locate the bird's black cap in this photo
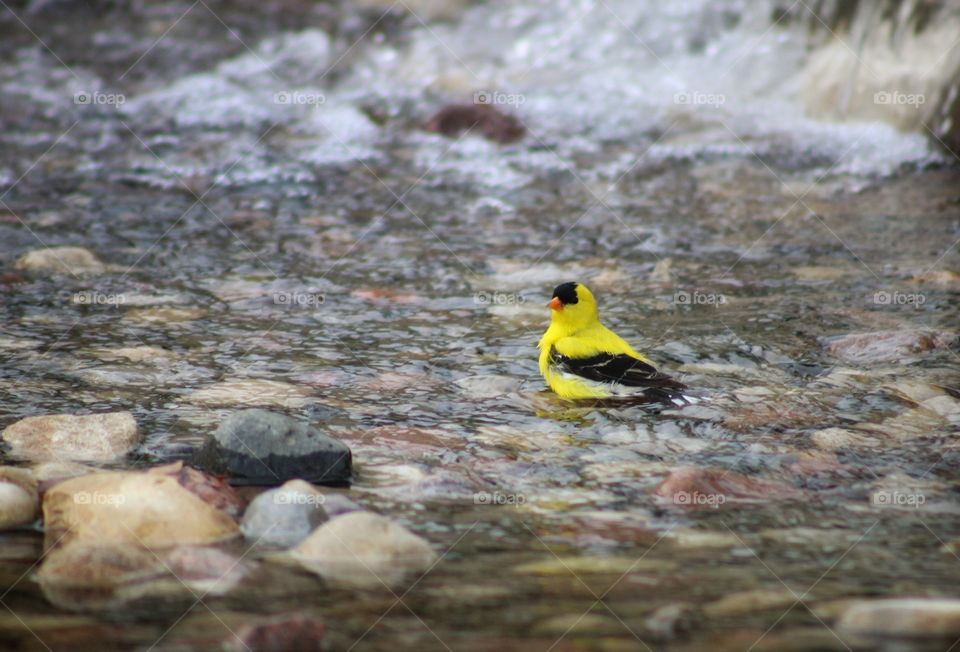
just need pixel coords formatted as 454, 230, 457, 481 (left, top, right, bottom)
552, 282, 579, 305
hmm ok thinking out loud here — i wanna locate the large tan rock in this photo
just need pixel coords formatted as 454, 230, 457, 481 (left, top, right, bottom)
43, 469, 239, 550
289, 512, 436, 588
2, 412, 140, 463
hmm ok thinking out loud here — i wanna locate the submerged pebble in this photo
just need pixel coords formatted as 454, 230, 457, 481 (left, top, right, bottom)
187, 379, 315, 409
837, 598, 960, 637
14, 246, 106, 275
655, 467, 802, 506
225, 614, 326, 652
821, 330, 958, 364
287, 511, 436, 588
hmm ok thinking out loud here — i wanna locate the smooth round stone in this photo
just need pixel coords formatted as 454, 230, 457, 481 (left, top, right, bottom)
193, 409, 352, 485
14, 246, 106, 275
837, 598, 960, 637
288, 511, 436, 588
241, 480, 331, 547
43, 469, 239, 549
1, 412, 140, 463
0, 467, 39, 530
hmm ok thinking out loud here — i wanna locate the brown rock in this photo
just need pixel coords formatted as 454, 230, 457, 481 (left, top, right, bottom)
225, 614, 326, 652
2, 412, 140, 463
423, 103, 525, 144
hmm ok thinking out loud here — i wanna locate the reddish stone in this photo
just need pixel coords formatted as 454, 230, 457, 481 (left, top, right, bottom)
225, 614, 325, 652
148, 461, 245, 517
654, 467, 802, 507
423, 103, 525, 144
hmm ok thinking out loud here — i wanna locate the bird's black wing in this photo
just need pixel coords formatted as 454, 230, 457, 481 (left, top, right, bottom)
551, 350, 687, 394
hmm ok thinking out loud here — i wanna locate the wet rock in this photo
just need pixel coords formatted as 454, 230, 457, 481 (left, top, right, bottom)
43, 469, 239, 550
515, 556, 674, 575
225, 614, 326, 652
241, 479, 332, 547
920, 395, 960, 418
14, 246, 106, 275
32, 461, 97, 490
811, 427, 881, 451
913, 270, 960, 286
188, 379, 315, 409
163, 545, 249, 595
37, 542, 171, 612
645, 603, 698, 640
533, 613, 620, 636
0, 467, 38, 529
863, 408, 951, 442
654, 467, 802, 506
454, 374, 522, 398
703, 588, 798, 618
150, 461, 246, 518
288, 512, 436, 588
1, 412, 140, 463
93, 346, 177, 364
193, 409, 351, 485
837, 598, 960, 637
663, 529, 743, 549
123, 306, 205, 323
722, 398, 825, 433
886, 381, 948, 404
821, 330, 958, 364
423, 103, 525, 144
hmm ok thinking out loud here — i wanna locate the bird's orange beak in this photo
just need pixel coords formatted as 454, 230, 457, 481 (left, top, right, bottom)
548, 297, 563, 311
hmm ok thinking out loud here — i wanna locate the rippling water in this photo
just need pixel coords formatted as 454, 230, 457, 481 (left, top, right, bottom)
1, 0, 959, 650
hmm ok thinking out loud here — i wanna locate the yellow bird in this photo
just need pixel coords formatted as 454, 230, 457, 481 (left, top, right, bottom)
538, 282, 688, 402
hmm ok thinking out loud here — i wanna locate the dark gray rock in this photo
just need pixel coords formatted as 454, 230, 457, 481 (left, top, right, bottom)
193, 409, 351, 485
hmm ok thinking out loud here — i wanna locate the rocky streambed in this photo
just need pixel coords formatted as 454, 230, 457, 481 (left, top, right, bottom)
1, 0, 960, 650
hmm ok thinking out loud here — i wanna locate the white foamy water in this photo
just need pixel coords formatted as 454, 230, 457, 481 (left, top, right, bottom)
2, 0, 942, 190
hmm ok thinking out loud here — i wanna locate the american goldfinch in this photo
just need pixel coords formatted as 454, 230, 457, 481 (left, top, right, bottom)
538, 282, 688, 403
